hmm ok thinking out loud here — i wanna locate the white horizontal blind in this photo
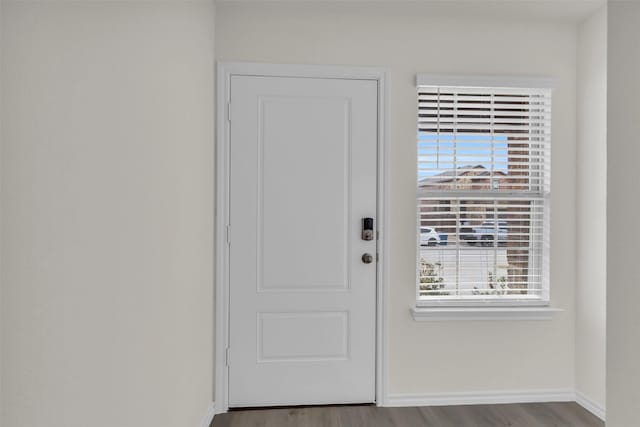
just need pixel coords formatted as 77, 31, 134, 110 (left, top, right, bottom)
417, 82, 551, 305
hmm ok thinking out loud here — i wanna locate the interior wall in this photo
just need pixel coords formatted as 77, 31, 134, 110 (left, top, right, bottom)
0, 0, 3, 422
0, 2, 215, 427
575, 5, 607, 415
607, 2, 640, 425
216, 3, 578, 396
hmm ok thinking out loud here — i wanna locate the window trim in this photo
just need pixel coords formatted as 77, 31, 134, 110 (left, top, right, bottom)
416, 74, 557, 90
415, 74, 554, 308
411, 306, 562, 321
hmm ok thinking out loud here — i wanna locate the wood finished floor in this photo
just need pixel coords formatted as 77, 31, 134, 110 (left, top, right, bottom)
211, 402, 604, 427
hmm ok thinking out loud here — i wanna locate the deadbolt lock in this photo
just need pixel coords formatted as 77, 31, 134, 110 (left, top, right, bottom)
362, 217, 375, 241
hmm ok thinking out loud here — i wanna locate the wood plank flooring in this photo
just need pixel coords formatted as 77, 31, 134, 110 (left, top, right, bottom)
211, 402, 604, 427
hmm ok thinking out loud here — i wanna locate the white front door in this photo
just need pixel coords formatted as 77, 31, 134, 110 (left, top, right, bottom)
228, 75, 378, 407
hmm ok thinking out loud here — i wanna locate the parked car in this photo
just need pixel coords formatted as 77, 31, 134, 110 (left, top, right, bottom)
459, 221, 474, 241
471, 220, 508, 246
420, 227, 441, 247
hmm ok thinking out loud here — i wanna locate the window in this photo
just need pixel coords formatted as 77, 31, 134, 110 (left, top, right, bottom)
416, 75, 552, 306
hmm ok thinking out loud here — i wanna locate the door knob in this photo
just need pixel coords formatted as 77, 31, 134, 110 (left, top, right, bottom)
362, 253, 374, 264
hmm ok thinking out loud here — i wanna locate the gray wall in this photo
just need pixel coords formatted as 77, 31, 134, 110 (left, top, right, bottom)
607, 1, 640, 425
576, 5, 607, 414
216, 2, 578, 396
1, 2, 215, 426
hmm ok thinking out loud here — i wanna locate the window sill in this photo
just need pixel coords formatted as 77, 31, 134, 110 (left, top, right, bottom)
411, 306, 562, 321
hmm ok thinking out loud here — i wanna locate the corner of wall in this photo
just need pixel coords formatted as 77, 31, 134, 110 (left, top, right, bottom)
574, 3, 607, 415
199, 402, 216, 427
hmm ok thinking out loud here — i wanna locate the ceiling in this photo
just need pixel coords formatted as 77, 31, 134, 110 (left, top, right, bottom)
2, 0, 607, 24
214, 0, 607, 23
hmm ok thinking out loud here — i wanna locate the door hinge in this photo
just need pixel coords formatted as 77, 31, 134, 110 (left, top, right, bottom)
226, 225, 231, 245
225, 348, 230, 366
227, 102, 231, 122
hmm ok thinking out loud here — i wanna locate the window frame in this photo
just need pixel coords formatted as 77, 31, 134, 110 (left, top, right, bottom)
415, 74, 555, 309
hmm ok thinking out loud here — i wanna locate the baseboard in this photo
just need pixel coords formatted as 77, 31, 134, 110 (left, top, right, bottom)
575, 391, 606, 421
199, 402, 216, 427
386, 389, 575, 407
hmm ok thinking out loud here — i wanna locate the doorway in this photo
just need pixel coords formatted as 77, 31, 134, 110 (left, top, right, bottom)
216, 63, 388, 411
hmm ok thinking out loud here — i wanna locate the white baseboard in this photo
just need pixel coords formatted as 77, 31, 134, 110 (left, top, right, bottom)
199, 402, 216, 427
575, 391, 606, 421
386, 389, 575, 407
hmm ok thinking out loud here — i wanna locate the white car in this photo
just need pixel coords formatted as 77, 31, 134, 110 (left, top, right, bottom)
420, 227, 441, 247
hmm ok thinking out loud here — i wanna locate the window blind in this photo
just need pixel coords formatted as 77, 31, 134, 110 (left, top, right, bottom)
417, 81, 551, 305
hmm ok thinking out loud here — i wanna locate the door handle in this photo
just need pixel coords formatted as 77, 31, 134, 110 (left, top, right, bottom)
362, 253, 374, 264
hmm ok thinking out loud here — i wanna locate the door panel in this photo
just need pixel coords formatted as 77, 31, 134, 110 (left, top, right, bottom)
228, 75, 377, 407
257, 311, 349, 361
260, 96, 350, 291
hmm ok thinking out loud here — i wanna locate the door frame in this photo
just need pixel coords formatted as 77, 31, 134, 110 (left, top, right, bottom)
215, 62, 389, 414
